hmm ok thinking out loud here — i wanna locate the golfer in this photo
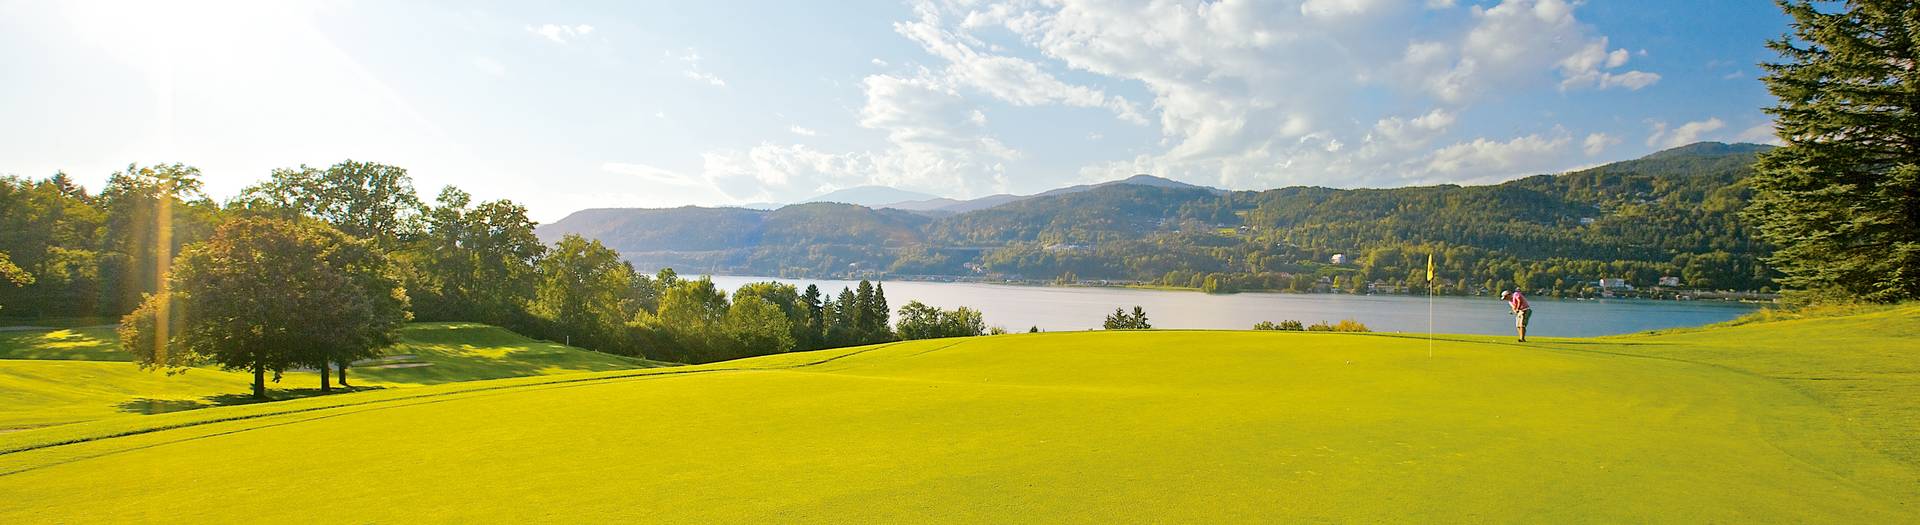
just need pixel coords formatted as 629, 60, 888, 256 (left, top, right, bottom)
1501, 290, 1531, 342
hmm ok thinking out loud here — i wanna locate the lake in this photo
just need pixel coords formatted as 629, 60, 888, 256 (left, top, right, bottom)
705, 275, 1761, 338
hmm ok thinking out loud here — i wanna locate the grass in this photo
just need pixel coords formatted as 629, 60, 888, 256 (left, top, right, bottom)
0, 322, 668, 431
0, 325, 121, 360
0, 308, 1916, 522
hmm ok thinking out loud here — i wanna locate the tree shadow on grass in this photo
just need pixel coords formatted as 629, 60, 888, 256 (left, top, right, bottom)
118, 385, 391, 416
116, 398, 211, 415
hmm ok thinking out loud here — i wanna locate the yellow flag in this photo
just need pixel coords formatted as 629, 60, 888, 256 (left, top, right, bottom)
1426, 253, 1435, 282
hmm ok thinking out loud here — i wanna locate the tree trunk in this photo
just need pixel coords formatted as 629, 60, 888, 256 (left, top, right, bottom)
336, 360, 349, 387
252, 365, 266, 399
319, 361, 331, 393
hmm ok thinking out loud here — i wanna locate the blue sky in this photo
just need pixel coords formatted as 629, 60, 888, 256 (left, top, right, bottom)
0, 0, 1788, 221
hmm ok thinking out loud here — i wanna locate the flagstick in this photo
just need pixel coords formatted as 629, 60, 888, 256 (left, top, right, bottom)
1428, 284, 1434, 358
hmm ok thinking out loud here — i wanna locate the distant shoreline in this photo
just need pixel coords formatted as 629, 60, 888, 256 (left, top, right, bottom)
700, 273, 1778, 305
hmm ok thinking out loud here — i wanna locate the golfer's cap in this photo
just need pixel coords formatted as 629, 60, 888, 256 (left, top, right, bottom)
1499, 290, 1512, 299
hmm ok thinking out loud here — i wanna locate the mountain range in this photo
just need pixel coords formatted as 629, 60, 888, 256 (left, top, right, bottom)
537, 142, 1776, 293
755, 174, 1224, 215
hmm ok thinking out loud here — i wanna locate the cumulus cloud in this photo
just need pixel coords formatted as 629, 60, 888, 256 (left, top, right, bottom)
1583, 133, 1620, 156
692, 71, 1019, 201
894, 5, 1146, 124
1370, 109, 1457, 149
689, 0, 1660, 202
1736, 121, 1782, 145
526, 23, 593, 44
1647, 117, 1726, 149
788, 125, 818, 137
1402, 0, 1659, 102
1301, 0, 1395, 20
1427, 132, 1573, 177
1557, 39, 1661, 91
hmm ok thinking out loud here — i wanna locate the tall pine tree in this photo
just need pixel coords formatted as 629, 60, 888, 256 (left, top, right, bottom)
1749, 0, 1920, 302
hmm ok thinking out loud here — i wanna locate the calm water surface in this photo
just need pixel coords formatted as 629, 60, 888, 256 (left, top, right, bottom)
707, 275, 1760, 338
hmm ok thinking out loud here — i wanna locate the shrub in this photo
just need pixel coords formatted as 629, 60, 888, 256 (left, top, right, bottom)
1103, 306, 1151, 330
1255, 320, 1306, 331
1306, 319, 1369, 332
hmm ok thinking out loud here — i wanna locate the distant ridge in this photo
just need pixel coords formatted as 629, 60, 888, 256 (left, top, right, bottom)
878, 174, 1223, 215
536, 142, 1772, 289
801, 186, 939, 208
1644, 141, 1774, 160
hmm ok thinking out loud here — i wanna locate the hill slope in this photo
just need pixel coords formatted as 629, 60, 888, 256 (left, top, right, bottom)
2, 307, 1913, 522
537, 143, 1776, 293
0, 322, 664, 430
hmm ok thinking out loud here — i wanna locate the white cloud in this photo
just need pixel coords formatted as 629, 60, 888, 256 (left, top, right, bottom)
669, 49, 727, 87
1582, 132, 1619, 156
872, 58, 889, 66
526, 23, 593, 44
788, 125, 818, 137
694, 71, 1019, 201
683, 70, 727, 87
1405, 0, 1658, 101
1427, 132, 1573, 177
602, 162, 707, 187
1647, 117, 1726, 149
1557, 39, 1660, 91
693, 0, 1658, 202
1301, 0, 1394, 20
894, 5, 1146, 124
1369, 109, 1456, 150
1736, 121, 1782, 145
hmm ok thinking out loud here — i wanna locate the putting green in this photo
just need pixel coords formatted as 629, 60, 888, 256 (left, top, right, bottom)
1, 308, 1915, 523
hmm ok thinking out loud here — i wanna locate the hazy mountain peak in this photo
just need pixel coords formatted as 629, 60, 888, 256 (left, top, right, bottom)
800, 186, 941, 207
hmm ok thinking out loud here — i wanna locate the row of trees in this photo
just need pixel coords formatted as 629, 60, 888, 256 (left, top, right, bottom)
0, 161, 1007, 398
1103, 307, 1151, 330
1155, 241, 1771, 298
1253, 319, 1369, 332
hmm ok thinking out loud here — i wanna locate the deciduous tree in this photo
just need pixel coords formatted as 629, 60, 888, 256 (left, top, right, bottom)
121, 217, 407, 398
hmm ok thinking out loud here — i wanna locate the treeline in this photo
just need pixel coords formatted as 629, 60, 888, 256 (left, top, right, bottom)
0, 162, 993, 372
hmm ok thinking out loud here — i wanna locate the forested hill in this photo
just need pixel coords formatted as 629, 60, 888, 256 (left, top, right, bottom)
538, 142, 1776, 295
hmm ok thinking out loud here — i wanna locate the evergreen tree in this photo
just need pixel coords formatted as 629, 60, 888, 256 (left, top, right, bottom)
866, 282, 893, 343
827, 287, 859, 346
1749, 0, 1920, 302
1129, 306, 1152, 329
801, 284, 825, 350
1103, 306, 1152, 330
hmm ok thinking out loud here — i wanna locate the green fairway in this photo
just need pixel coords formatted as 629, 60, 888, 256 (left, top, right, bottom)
0, 308, 1915, 522
0, 322, 666, 431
